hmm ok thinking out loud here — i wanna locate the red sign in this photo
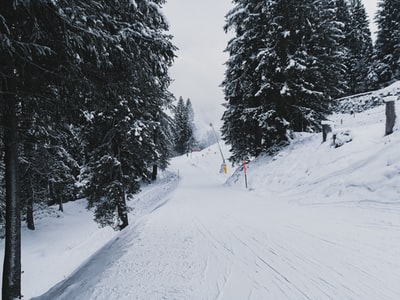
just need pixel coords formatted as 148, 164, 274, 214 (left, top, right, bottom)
243, 160, 247, 174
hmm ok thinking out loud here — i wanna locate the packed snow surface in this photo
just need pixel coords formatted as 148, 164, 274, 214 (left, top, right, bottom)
1, 92, 400, 299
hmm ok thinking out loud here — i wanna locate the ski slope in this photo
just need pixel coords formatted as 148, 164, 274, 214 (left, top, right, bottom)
2, 90, 400, 299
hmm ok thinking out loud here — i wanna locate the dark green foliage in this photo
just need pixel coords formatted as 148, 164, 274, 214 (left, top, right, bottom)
346, 0, 376, 93
19, 120, 79, 205
1, 1, 54, 297
1, 0, 176, 233
79, 0, 176, 228
186, 98, 197, 146
221, 1, 272, 162
222, 0, 350, 163
173, 97, 197, 155
375, 0, 400, 83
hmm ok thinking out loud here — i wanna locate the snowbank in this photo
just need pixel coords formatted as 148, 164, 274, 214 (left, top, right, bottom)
229, 92, 400, 208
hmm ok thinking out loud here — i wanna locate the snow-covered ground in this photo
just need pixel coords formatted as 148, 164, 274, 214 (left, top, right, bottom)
1, 88, 400, 299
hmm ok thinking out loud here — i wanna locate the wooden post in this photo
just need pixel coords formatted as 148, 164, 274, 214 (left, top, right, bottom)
384, 96, 397, 136
321, 121, 333, 143
332, 133, 338, 148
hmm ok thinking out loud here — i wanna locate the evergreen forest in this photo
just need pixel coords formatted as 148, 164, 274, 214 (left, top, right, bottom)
221, 0, 399, 163
1, 0, 399, 299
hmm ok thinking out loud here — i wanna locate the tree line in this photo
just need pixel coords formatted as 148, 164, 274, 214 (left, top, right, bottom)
0, 1, 200, 298
3, 0, 398, 298
173, 96, 197, 155
221, 0, 400, 163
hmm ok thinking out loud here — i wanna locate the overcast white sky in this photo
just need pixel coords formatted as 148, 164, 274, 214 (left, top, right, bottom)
163, 0, 378, 132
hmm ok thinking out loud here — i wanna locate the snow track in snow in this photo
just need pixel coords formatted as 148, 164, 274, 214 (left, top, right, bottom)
32, 152, 400, 299
29, 98, 400, 300
31, 172, 181, 300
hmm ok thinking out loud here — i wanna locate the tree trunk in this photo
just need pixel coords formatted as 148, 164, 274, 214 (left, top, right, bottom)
58, 195, 64, 212
115, 143, 128, 230
254, 123, 262, 157
26, 199, 35, 230
48, 181, 55, 206
117, 191, 129, 230
152, 127, 158, 181
151, 165, 158, 181
26, 166, 35, 230
2, 78, 22, 300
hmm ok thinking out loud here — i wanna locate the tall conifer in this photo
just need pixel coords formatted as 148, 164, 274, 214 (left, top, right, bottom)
347, 0, 375, 93
222, 0, 348, 163
375, 0, 400, 83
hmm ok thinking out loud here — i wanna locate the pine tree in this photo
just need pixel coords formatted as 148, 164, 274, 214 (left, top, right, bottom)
173, 97, 192, 155
222, 0, 274, 162
151, 112, 175, 181
19, 116, 80, 229
185, 98, 197, 149
0, 0, 91, 294
346, 0, 375, 93
375, 0, 400, 83
335, 0, 352, 96
307, 0, 348, 100
81, 0, 176, 229
1, 1, 175, 296
0, 1, 54, 297
222, 0, 348, 163
1, 0, 113, 233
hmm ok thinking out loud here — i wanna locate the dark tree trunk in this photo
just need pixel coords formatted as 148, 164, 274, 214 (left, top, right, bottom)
251, 97, 262, 157
20, 96, 36, 231
151, 165, 158, 181
48, 181, 55, 206
114, 142, 128, 230
26, 199, 35, 230
58, 196, 64, 212
152, 127, 158, 181
254, 123, 262, 157
26, 155, 35, 230
117, 191, 129, 230
2, 77, 22, 300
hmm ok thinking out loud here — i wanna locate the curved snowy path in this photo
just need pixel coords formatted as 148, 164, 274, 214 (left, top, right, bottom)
34, 152, 400, 300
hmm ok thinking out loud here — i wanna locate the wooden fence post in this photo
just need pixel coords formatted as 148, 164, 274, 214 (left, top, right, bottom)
384, 96, 397, 136
321, 120, 333, 143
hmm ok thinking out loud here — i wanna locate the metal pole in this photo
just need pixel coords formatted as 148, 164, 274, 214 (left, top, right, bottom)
210, 123, 225, 164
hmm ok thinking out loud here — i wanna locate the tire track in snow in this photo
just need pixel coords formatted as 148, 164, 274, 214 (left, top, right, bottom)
193, 213, 317, 299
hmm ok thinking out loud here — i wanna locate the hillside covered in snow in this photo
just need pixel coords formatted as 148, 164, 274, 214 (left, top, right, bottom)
229, 81, 400, 206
